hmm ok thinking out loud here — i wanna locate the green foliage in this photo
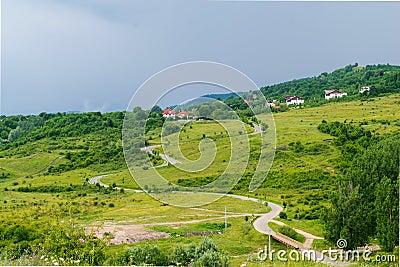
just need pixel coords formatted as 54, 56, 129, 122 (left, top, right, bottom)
0, 221, 108, 265
278, 226, 303, 243
279, 211, 287, 219
120, 244, 168, 266
41, 223, 107, 265
119, 238, 229, 266
374, 176, 399, 252
322, 135, 400, 251
317, 120, 377, 168
0, 112, 126, 171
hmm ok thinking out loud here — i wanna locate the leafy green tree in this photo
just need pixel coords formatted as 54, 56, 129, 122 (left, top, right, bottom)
198, 105, 211, 118
375, 176, 399, 251
322, 183, 372, 249
322, 135, 400, 250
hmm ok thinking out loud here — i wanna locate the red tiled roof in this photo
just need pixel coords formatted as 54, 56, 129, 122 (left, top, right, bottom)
163, 108, 175, 115
178, 111, 188, 116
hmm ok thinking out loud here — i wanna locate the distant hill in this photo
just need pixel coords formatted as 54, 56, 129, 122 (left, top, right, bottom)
202, 92, 242, 100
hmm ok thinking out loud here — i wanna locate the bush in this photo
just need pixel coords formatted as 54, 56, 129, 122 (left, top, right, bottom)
279, 211, 287, 219
278, 226, 302, 242
119, 238, 230, 266
120, 244, 168, 266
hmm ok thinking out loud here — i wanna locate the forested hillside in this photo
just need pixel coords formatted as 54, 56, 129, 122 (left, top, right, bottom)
0, 112, 126, 172
260, 63, 400, 102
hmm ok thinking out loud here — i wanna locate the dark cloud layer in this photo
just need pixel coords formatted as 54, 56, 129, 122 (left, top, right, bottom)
2, 0, 400, 115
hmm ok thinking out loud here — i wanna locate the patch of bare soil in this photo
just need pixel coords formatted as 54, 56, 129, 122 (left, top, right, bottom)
87, 222, 171, 245
327, 166, 335, 173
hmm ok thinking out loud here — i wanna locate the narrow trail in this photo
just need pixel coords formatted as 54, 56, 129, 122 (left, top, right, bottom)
34, 155, 64, 175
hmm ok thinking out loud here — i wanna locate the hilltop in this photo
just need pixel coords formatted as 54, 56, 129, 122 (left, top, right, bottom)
260, 63, 400, 101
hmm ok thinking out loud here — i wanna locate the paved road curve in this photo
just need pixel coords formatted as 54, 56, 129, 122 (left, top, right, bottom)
140, 145, 180, 165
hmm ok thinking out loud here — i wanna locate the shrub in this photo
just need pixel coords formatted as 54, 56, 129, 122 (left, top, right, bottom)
278, 226, 302, 242
120, 244, 168, 266
279, 211, 287, 219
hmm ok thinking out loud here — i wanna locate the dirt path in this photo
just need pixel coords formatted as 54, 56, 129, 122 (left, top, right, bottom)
34, 155, 64, 175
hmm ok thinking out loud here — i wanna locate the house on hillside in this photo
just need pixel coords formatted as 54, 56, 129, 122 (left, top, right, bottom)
162, 108, 176, 118
286, 96, 304, 105
360, 86, 370, 93
177, 111, 189, 119
243, 99, 253, 104
324, 89, 347, 100
266, 100, 277, 107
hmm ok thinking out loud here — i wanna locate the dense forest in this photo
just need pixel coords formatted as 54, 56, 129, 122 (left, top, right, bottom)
318, 121, 399, 251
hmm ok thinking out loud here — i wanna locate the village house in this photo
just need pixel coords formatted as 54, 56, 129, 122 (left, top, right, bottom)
360, 86, 370, 93
177, 111, 189, 119
162, 108, 176, 118
324, 89, 347, 100
243, 99, 253, 104
266, 100, 277, 107
285, 96, 304, 105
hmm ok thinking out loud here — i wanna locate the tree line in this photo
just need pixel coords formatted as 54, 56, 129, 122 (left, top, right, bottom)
319, 121, 399, 251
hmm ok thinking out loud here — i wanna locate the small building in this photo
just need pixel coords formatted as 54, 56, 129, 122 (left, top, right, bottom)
177, 111, 189, 119
266, 100, 277, 107
244, 99, 253, 104
324, 90, 347, 100
286, 96, 304, 105
162, 108, 176, 118
360, 86, 370, 93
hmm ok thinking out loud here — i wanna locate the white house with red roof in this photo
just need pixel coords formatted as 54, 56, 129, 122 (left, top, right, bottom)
286, 96, 304, 105
324, 89, 347, 100
162, 108, 176, 118
177, 111, 189, 119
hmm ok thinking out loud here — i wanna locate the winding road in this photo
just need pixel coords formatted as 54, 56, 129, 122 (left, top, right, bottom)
89, 124, 350, 266
140, 145, 180, 165
89, 175, 352, 266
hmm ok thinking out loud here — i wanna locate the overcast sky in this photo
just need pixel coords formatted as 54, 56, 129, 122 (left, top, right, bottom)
1, 0, 400, 115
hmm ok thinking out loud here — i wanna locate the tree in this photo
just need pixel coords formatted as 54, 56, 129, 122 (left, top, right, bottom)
374, 176, 399, 251
198, 105, 211, 118
322, 135, 400, 250
322, 183, 372, 249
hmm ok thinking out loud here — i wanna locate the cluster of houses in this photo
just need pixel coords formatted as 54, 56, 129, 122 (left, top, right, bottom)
163, 86, 371, 116
162, 108, 190, 119
263, 86, 371, 108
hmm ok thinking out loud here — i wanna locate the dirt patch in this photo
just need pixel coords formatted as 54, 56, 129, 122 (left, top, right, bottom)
87, 222, 171, 245
327, 166, 335, 173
